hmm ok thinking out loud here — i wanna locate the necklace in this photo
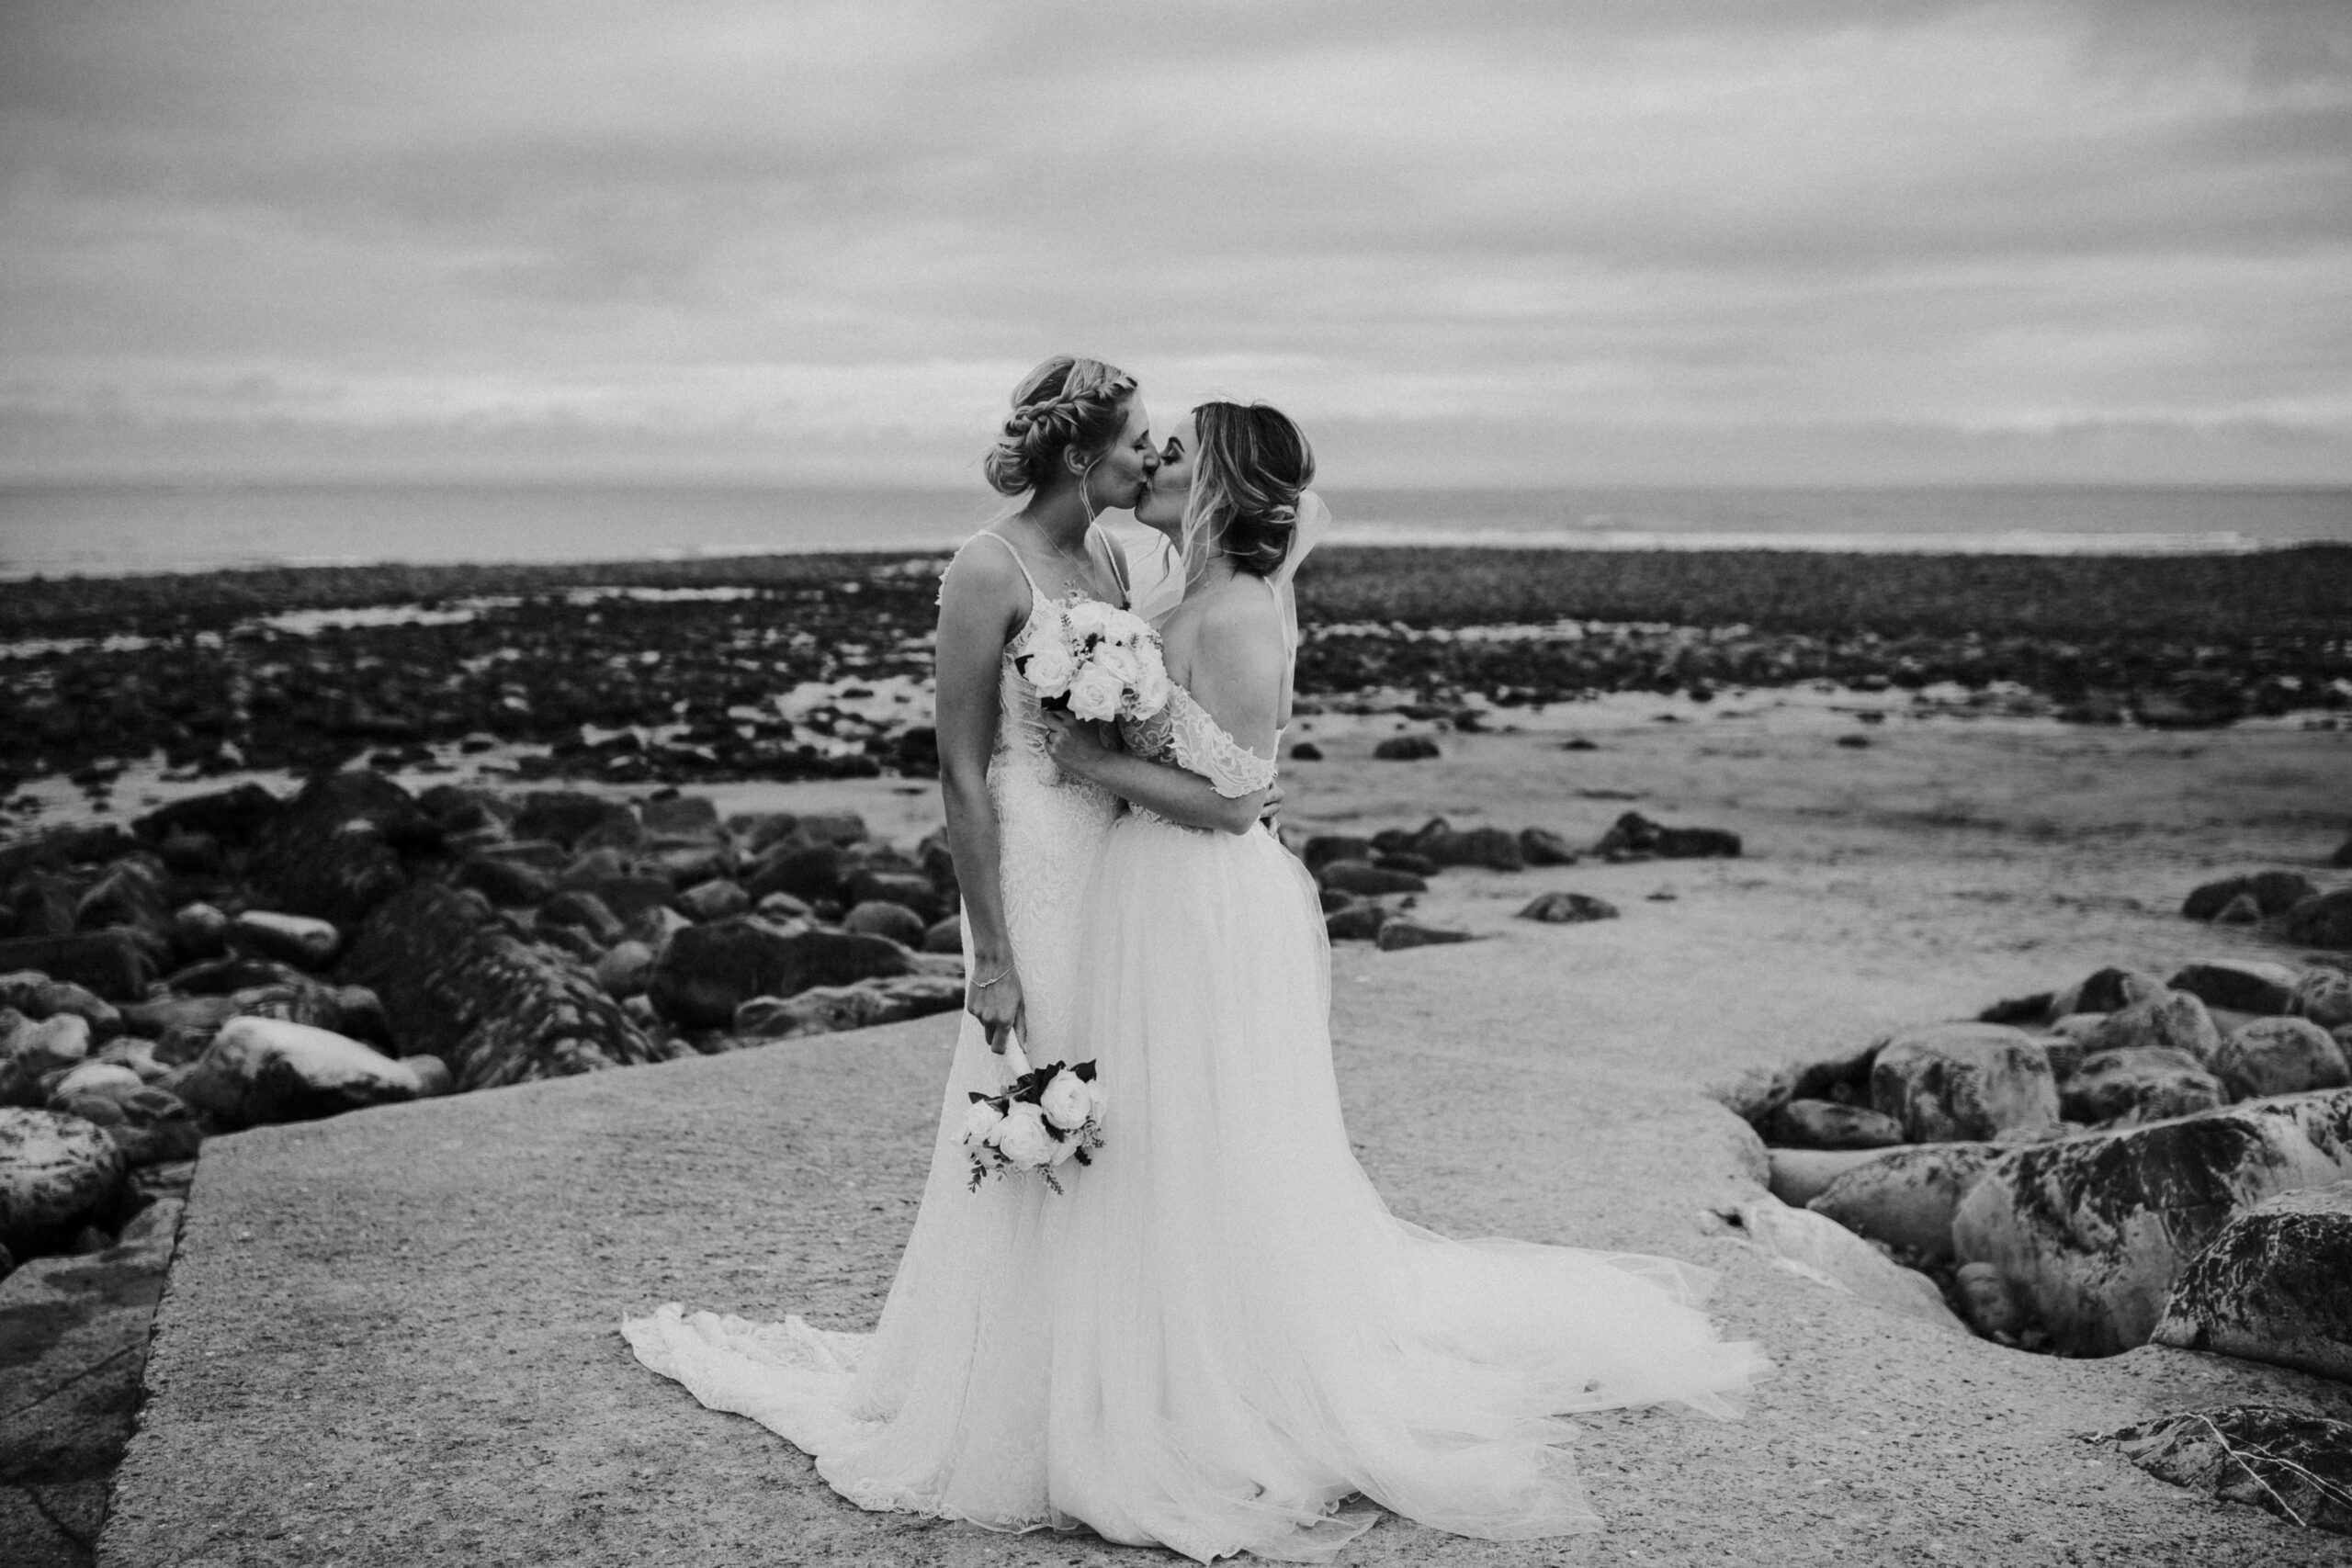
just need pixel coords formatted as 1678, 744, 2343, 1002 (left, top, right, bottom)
1020, 513, 1100, 595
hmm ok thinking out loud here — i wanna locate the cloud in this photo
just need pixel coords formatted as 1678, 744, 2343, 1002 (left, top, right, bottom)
1, 0, 2346, 482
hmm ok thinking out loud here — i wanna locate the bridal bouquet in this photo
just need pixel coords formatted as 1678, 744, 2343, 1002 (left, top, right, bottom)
1012, 594, 1173, 723
963, 1034, 1105, 1194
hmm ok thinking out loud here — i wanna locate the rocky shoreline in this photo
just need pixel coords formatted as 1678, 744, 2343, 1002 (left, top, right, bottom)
4, 545, 2346, 818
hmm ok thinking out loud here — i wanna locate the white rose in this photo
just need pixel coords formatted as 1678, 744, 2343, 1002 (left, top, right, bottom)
1040, 1068, 1093, 1132
1093, 642, 1141, 687
1020, 636, 1077, 694
962, 1098, 1006, 1145
994, 1100, 1057, 1168
1129, 660, 1172, 718
1063, 599, 1115, 639
1067, 664, 1126, 721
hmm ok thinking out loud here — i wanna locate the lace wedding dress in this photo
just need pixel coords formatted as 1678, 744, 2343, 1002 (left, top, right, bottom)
620, 528, 1126, 1527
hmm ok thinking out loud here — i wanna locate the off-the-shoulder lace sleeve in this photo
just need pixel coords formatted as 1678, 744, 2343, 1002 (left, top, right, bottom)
1163, 688, 1277, 798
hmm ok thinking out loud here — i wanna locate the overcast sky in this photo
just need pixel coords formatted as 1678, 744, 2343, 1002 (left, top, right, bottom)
3, 1, 2347, 487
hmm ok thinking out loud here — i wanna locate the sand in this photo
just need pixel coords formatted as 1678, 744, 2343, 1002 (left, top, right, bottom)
96, 705, 2352, 1566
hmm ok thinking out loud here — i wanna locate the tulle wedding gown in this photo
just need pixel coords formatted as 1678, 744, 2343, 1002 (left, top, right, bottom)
622, 555, 1770, 1562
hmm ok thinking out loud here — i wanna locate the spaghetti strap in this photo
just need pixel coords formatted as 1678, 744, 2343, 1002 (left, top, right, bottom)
970, 528, 1043, 594
1094, 525, 1132, 603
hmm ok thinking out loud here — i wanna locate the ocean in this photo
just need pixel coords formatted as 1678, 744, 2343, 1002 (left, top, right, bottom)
2, 481, 2346, 580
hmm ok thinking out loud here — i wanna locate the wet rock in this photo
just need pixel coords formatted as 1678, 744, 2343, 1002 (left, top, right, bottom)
1, 1012, 91, 1107
1807, 1142, 2002, 1263
2168, 959, 2301, 1016
1517, 891, 1618, 923
594, 941, 656, 999
1870, 1023, 2062, 1144
1325, 902, 1387, 942
0, 1107, 124, 1255
1953, 1260, 2026, 1337
2098, 1405, 2352, 1536
0, 973, 120, 1040
0, 931, 156, 1000
49, 1062, 142, 1108
1375, 919, 1474, 952
844, 870, 943, 925
676, 878, 750, 922
540, 889, 625, 947
172, 1017, 419, 1131
733, 974, 966, 1038
843, 900, 928, 948
2046, 965, 2166, 1020
1288, 741, 1323, 761
2152, 1181, 2352, 1381
2285, 888, 2352, 949
511, 791, 636, 848
339, 882, 671, 1089
641, 795, 720, 839
230, 909, 344, 969
1518, 827, 1577, 866
1768, 1100, 1904, 1150
1765, 1147, 1891, 1208
922, 916, 964, 954
1592, 811, 1741, 860
1717, 1195, 1965, 1333
648, 918, 916, 1029
454, 854, 556, 908
2211, 1017, 2350, 1101
168, 900, 231, 961
249, 768, 437, 926
1319, 861, 1427, 897
2062, 1046, 2229, 1126
1418, 826, 1524, 872
1952, 1088, 2352, 1355
2214, 892, 2263, 925
745, 841, 846, 907
1373, 734, 1441, 761
2184, 870, 2318, 921
132, 781, 282, 847
2299, 967, 2352, 1031
2078, 988, 2222, 1064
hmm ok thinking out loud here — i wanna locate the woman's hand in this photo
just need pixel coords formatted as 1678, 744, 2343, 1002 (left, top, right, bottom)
1039, 710, 1117, 780
967, 956, 1025, 1054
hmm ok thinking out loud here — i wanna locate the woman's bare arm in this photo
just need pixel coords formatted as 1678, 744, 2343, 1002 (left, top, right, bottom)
933, 541, 1031, 1047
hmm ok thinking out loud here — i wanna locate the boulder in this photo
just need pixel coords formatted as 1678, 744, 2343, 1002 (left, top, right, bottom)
844, 870, 942, 925
594, 941, 656, 999
511, 791, 636, 848
1719, 1195, 1965, 1333
1418, 826, 1523, 872
50, 1061, 143, 1107
676, 878, 751, 922
733, 974, 966, 1038
0, 1107, 125, 1254
132, 781, 281, 847
2184, 870, 2318, 920
1, 1011, 92, 1106
230, 909, 344, 969
1318, 861, 1427, 897
1517, 891, 1618, 923
1518, 827, 1578, 866
641, 795, 720, 839
1302, 836, 1374, 874
2098, 1405, 2352, 1536
2211, 1016, 2350, 1101
2076, 987, 2222, 1064
1325, 902, 1387, 942
1870, 1023, 2062, 1143
1765, 1147, 1891, 1208
169, 901, 231, 961
2167, 959, 2300, 1016
649, 918, 916, 1029
1806, 1143, 2002, 1263
2045, 965, 2166, 1020
172, 1017, 419, 1130
338, 882, 672, 1089
1375, 919, 1474, 952
922, 916, 964, 954
247, 769, 427, 926
842, 900, 928, 948
2285, 888, 2352, 949
1768, 1100, 1904, 1150
745, 842, 847, 906
2298, 967, 2352, 1031
2152, 1181, 2352, 1381
2213, 892, 2263, 925
1288, 741, 1323, 761
1952, 1088, 2352, 1355
1372, 735, 1441, 761
1593, 811, 1741, 860
2061, 1046, 2229, 1127
1952, 1261, 2027, 1338
540, 889, 625, 947
0, 972, 121, 1039
0, 931, 156, 999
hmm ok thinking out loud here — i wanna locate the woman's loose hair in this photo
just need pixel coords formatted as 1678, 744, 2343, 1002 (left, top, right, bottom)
982, 355, 1138, 497
1188, 401, 1316, 578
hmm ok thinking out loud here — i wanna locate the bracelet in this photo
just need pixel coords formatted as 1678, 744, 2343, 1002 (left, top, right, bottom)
970, 966, 1012, 989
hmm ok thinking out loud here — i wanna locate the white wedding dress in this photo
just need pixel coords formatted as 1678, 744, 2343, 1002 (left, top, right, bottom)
622, 553, 1770, 1563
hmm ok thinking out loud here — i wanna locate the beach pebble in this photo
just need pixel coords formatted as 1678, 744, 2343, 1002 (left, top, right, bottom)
2298, 968, 2352, 1031
594, 941, 657, 999
1372, 735, 1441, 761
0, 1107, 126, 1255
1518, 827, 1577, 866
231, 909, 345, 969
1871, 1023, 2062, 1144
1517, 891, 1618, 924
404, 1055, 454, 1098
49, 1061, 144, 1108
540, 889, 626, 947
1325, 902, 1387, 942
1953, 1262, 2026, 1337
922, 916, 963, 954
2044, 965, 2165, 1021
2166, 959, 2300, 1016
2211, 1017, 2350, 1101
1, 1010, 92, 1107
1288, 742, 1323, 761
842, 900, 928, 948
2154, 1181, 2352, 1381
2077, 987, 2222, 1064
2060, 1047, 2227, 1126
1374, 919, 1473, 953
173, 1017, 420, 1131
676, 878, 751, 922
168, 901, 232, 962
2285, 888, 2352, 950
844, 870, 943, 925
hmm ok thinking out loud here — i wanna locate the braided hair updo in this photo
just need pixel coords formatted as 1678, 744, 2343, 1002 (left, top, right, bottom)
982, 355, 1139, 497
1188, 401, 1317, 579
